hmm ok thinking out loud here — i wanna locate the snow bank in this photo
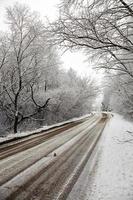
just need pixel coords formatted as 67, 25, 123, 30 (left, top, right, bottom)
0, 113, 92, 144
68, 113, 133, 200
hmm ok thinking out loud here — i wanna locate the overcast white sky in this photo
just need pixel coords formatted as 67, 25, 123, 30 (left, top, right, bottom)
0, 0, 102, 80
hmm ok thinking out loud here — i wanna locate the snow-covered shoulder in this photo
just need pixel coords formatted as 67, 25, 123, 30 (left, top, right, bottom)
81, 113, 133, 200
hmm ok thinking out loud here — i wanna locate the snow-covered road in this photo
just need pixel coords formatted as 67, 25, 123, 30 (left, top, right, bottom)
0, 113, 107, 200
67, 114, 133, 200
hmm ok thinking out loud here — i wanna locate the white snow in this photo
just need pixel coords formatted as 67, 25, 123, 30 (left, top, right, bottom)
67, 113, 133, 200
0, 114, 92, 144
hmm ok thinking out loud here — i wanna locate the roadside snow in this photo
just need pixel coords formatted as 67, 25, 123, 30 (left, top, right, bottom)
0, 114, 92, 144
67, 113, 133, 200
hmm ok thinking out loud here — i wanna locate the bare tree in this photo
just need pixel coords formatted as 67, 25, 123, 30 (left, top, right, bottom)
48, 0, 133, 117
0, 3, 100, 134
0, 4, 51, 133
0, 35, 10, 72
52, 0, 133, 78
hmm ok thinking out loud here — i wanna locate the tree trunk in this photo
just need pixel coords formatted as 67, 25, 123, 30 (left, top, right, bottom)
14, 112, 18, 133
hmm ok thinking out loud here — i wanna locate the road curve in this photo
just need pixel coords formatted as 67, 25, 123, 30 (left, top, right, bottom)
0, 113, 108, 200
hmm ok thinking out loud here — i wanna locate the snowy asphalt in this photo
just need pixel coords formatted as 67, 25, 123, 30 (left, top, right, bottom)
0, 113, 107, 200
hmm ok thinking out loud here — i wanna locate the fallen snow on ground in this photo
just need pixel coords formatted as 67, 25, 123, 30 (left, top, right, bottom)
67, 113, 133, 200
0, 113, 92, 144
